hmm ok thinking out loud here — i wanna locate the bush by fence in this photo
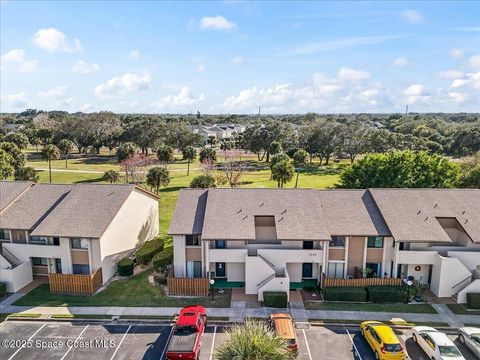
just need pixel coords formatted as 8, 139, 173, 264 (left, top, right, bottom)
0, 282, 6, 297
324, 287, 367, 302
263, 291, 288, 308
367, 286, 408, 303
136, 238, 164, 265
117, 257, 134, 276
467, 293, 480, 309
153, 248, 173, 271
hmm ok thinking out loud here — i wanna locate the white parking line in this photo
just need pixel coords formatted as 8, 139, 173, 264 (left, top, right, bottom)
60, 325, 89, 360
110, 325, 132, 360
346, 329, 363, 360
8, 323, 46, 360
209, 326, 217, 360
160, 326, 174, 360
302, 329, 313, 360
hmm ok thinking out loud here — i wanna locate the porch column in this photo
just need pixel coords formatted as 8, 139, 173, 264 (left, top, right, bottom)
344, 237, 350, 279
392, 241, 400, 277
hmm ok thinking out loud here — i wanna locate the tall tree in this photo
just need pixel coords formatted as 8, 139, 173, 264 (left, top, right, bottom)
182, 146, 196, 176
14, 167, 39, 182
293, 149, 309, 188
199, 147, 217, 163
339, 122, 370, 163
0, 148, 14, 179
41, 144, 60, 183
58, 139, 74, 168
146, 166, 170, 194
271, 159, 294, 188
4, 132, 29, 149
117, 142, 137, 162
103, 169, 120, 184
157, 145, 174, 168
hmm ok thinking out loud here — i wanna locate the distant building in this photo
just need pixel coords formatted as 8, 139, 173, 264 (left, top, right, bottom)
191, 124, 247, 143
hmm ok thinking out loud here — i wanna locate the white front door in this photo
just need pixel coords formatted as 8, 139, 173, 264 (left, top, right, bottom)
186, 261, 194, 278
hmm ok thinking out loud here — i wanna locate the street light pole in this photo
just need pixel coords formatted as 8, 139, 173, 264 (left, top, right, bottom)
209, 279, 215, 301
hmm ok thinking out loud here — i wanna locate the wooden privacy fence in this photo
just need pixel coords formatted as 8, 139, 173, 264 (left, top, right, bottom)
323, 276, 402, 288
49, 268, 103, 295
167, 277, 209, 297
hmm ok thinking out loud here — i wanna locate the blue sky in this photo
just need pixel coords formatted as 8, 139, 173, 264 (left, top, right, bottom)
1, 1, 479, 113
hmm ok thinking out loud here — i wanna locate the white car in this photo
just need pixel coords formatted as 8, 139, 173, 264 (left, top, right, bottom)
458, 327, 480, 358
412, 326, 465, 360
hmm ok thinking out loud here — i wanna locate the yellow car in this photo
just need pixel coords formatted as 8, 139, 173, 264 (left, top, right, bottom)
360, 321, 406, 360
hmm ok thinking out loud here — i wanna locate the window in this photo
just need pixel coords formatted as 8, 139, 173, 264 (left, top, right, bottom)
365, 263, 381, 277
72, 264, 90, 275
53, 237, 60, 246
29, 236, 47, 244
367, 236, 384, 248
215, 240, 225, 249
303, 241, 313, 249
32, 257, 48, 266
327, 262, 344, 278
71, 238, 88, 249
330, 236, 345, 247
186, 235, 200, 246
0, 229, 11, 241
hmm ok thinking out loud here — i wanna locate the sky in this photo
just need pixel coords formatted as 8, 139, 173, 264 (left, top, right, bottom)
1, 0, 479, 114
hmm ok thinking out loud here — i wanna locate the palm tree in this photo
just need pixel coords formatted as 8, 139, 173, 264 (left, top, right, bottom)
146, 166, 170, 193
157, 145, 174, 168
216, 320, 291, 360
103, 169, 120, 183
182, 146, 196, 176
41, 144, 60, 183
58, 139, 74, 168
271, 160, 294, 188
293, 149, 309, 188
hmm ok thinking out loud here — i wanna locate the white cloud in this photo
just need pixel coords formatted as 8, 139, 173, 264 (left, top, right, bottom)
402, 9, 423, 23
450, 49, 464, 59
63, 97, 75, 106
151, 87, 206, 110
468, 54, 480, 69
1, 49, 37, 72
37, 85, 67, 98
129, 50, 140, 60
338, 67, 371, 81
404, 84, 430, 104
196, 63, 206, 72
232, 56, 244, 64
7, 92, 27, 108
72, 60, 99, 74
199, 16, 237, 30
33, 28, 82, 52
393, 57, 410, 67
448, 92, 468, 102
80, 103, 92, 112
450, 72, 480, 90
436, 69, 464, 79
451, 26, 480, 32
94, 73, 151, 97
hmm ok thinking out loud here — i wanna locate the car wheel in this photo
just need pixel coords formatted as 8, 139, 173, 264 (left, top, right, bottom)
412, 333, 417, 343
459, 333, 465, 344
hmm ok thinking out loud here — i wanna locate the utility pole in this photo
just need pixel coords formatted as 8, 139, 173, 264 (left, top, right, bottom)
405, 105, 409, 115
258, 106, 261, 116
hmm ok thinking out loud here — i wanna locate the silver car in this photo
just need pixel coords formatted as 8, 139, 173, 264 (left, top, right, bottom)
458, 327, 480, 359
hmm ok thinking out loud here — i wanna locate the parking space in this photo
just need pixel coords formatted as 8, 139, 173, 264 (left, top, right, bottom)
0, 321, 478, 360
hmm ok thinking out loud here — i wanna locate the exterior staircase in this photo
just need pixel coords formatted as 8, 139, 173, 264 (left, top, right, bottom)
0, 246, 20, 269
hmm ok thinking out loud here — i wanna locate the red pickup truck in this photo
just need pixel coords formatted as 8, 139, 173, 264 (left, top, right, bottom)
166, 305, 207, 360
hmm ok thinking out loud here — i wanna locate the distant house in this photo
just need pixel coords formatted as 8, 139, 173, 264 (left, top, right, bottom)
169, 188, 480, 303
190, 123, 246, 144
0, 181, 159, 292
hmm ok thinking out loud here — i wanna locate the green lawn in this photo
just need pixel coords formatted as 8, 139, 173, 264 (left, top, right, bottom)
14, 269, 231, 308
304, 301, 437, 314
446, 304, 480, 315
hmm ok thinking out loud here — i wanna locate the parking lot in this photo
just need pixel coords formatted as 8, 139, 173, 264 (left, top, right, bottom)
0, 321, 478, 360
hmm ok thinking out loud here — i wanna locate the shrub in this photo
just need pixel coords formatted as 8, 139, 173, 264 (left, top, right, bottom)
323, 287, 367, 302
153, 274, 167, 286
135, 238, 164, 265
467, 293, 480, 309
190, 174, 216, 188
153, 248, 174, 271
117, 257, 134, 277
263, 291, 288, 308
367, 286, 408, 303
0, 282, 7, 297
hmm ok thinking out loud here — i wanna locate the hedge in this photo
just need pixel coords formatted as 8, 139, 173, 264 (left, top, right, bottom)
264, 291, 288, 308
135, 238, 164, 265
467, 293, 480, 309
367, 286, 408, 303
0, 282, 6, 297
117, 257, 134, 276
153, 248, 174, 271
153, 274, 167, 286
323, 287, 367, 302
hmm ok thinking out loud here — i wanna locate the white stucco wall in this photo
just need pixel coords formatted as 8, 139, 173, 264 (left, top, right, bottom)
430, 254, 472, 297
245, 256, 275, 294
226, 262, 245, 281
173, 235, 186, 277
406, 264, 431, 284
447, 251, 480, 272
99, 189, 159, 283
457, 279, 480, 304
0, 260, 33, 292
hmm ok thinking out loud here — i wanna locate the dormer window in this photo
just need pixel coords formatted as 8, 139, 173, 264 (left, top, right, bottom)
330, 236, 345, 247
186, 235, 201, 246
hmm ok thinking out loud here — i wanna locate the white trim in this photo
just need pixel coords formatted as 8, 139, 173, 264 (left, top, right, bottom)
362, 237, 367, 270
344, 236, 350, 279
393, 241, 400, 277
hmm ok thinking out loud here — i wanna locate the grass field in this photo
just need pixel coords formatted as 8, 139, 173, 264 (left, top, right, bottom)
304, 301, 437, 314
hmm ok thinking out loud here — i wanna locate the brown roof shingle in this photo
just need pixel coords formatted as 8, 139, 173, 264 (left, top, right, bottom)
0, 181, 33, 212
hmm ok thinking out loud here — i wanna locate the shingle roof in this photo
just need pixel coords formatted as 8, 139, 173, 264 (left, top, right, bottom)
0, 181, 33, 212
0, 182, 152, 239
370, 189, 480, 243
168, 189, 208, 235
30, 184, 136, 238
318, 190, 391, 236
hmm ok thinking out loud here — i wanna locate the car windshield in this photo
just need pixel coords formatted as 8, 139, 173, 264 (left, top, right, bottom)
286, 339, 297, 345
471, 334, 480, 346
174, 326, 196, 335
438, 345, 462, 357
384, 343, 401, 352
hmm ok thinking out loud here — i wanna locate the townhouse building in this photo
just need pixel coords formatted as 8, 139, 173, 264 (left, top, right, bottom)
169, 188, 480, 303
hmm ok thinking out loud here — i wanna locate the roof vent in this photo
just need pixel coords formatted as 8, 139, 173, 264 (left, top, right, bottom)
242, 215, 248, 220
424, 216, 429, 221
259, 202, 264, 207
465, 219, 468, 224
278, 217, 284, 222
237, 208, 242, 214
462, 210, 466, 215
434, 203, 438, 209
281, 209, 287, 215
417, 210, 422, 215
